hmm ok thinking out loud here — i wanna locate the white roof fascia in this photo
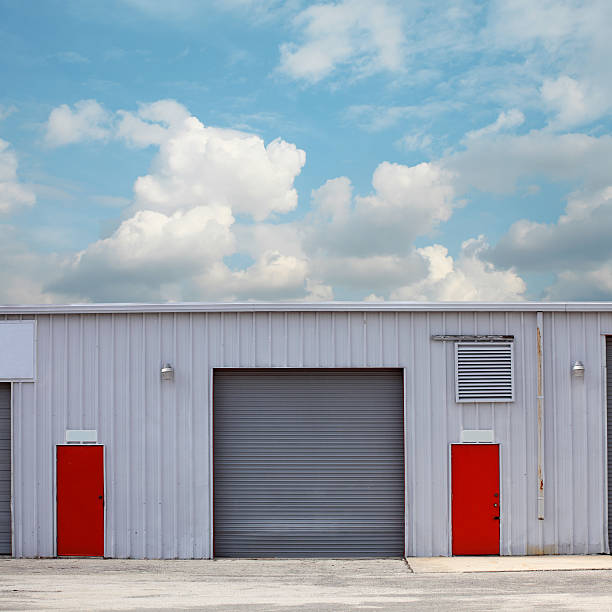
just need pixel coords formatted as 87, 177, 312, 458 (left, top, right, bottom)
2, 301, 612, 315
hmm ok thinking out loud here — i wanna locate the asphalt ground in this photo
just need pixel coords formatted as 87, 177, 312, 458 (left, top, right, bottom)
1, 558, 611, 611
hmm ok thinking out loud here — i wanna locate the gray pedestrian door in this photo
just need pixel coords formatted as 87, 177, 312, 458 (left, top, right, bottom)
0, 383, 10, 555
213, 369, 405, 557
607, 338, 612, 553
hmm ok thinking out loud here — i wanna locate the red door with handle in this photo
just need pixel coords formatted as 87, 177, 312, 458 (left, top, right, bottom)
451, 444, 500, 555
57, 445, 104, 556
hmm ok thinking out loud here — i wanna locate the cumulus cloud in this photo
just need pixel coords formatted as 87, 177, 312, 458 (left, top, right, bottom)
486, 0, 612, 126
201, 250, 326, 302
465, 109, 525, 140
45, 100, 313, 302
34, 98, 562, 304
540, 75, 609, 129
391, 238, 526, 301
49, 205, 236, 301
131, 120, 305, 220
0, 225, 58, 303
482, 185, 612, 299
305, 162, 457, 258
490, 186, 612, 272
545, 264, 612, 301
279, 0, 405, 82
116, 99, 191, 147
447, 130, 612, 195
44, 99, 306, 222
0, 139, 36, 214
45, 100, 112, 147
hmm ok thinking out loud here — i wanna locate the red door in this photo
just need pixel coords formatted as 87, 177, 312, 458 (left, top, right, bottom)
451, 444, 500, 555
57, 445, 104, 556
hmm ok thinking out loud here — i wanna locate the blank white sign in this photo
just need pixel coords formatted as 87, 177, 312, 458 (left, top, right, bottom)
66, 430, 97, 442
461, 429, 494, 443
0, 321, 35, 380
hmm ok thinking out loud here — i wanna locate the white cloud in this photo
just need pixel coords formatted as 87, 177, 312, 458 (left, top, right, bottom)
346, 101, 460, 132
540, 75, 609, 129
545, 264, 612, 301
465, 108, 524, 140
44, 100, 112, 147
0, 225, 58, 304
54, 51, 90, 64
49, 205, 236, 302
44, 99, 306, 222
486, 0, 612, 126
47, 101, 311, 301
447, 130, 612, 195
201, 250, 317, 301
306, 161, 458, 257
116, 99, 191, 147
486, 0, 584, 52
346, 105, 412, 132
131, 119, 305, 221
486, 186, 612, 300
0, 105, 17, 121
279, 0, 405, 83
397, 131, 432, 152
312, 253, 426, 295
0, 139, 36, 214
391, 238, 526, 301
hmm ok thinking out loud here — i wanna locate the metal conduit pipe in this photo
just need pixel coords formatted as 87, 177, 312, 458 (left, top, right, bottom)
536, 311, 545, 520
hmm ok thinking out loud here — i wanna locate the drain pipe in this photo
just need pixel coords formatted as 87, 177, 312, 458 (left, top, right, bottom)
536, 311, 545, 520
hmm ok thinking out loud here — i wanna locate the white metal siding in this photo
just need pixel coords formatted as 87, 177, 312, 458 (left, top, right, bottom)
606, 337, 612, 553
7, 309, 611, 558
0, 383, 10, 554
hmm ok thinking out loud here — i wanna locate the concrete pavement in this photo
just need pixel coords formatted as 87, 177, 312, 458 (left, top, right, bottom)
407, 554, 612, 573
0, 557, 611, 611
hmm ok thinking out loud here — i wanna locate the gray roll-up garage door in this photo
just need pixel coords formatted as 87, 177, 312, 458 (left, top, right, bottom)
607, 339, 612, 553
213, 369, 404, 558
0, 383, 10, 555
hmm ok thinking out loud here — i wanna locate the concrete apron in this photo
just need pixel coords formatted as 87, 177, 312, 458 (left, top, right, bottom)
406, 555, 612, 573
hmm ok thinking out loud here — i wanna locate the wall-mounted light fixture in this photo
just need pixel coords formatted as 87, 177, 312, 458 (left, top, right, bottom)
571, 360, 585, 377
160, 363, 174, 382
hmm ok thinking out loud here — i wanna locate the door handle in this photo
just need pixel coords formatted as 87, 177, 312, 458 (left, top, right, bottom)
98, 495, 103, 500
493, 516, 500, 520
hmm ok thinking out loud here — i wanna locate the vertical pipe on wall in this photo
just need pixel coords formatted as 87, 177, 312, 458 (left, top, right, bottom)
537, 311, 545, 521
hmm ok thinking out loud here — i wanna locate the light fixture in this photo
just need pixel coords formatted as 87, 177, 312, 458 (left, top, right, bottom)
160, 363, 174, 382
571, 360, 585, 377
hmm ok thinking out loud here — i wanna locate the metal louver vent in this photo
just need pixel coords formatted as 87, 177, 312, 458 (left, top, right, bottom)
455, 342, 514, 403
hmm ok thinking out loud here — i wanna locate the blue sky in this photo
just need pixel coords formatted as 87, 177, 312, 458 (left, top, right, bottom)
1, 0, 612, 303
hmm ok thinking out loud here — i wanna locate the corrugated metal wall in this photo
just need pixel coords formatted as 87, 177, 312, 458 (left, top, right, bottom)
606, 337, 612, 553
0, 383, 10, 554
7, 310, 611, 558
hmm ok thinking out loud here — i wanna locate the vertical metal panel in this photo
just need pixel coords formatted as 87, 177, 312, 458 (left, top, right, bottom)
0, 383, 10, 554
9, 308, 611, 558
606, 337, 612, 552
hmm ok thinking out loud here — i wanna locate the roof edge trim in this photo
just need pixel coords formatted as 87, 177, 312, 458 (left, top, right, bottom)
1, 301, 612, 314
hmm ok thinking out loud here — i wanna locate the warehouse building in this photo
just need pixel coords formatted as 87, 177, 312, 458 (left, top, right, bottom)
0, 301, 611, 558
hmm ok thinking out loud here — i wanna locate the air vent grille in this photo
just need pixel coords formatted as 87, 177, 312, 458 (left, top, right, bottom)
455, 342, 514, 403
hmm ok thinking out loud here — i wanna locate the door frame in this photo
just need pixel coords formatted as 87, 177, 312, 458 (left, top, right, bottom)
603, 334, 612, 555
448, 442, 502, 556
209, 366, 407, 559
55, 443, 105, 557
